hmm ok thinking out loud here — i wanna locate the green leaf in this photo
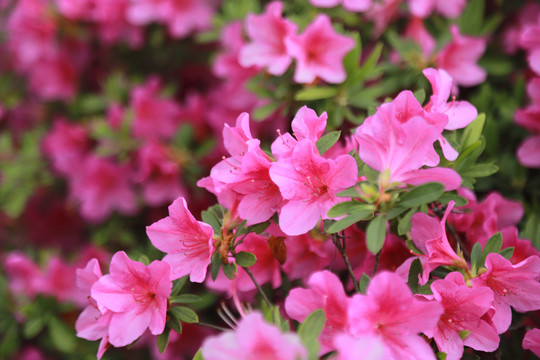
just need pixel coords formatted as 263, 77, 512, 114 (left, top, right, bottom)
397, 209, 416, 236
170, 306, 199, 324
235, 251, 257, 267
470, 242, 482, 273
295, 86, 339, 101
355, 42, 384, 83
222, 262, 237, 280
23, 317, 44, 338
298, 309, 326, 360
399, 183, 445, 208
325, 209, 374, 234
479, 232, 503, 267
193, 349, 204, 360
252, 102, 280, 121
436, 352, 448, 360
408, 258, 423, 293
344, 32, 361, 77
157, 328, 171, 353
169, 294, 202, 304
167, 317, 182, 334
413, 88, 426, 105
459, 330, 471, 341
460, 163, 499, 178
336, 186, 361, 198
499, 247, 514, 260
48, 318, 76, 353
437, 193, 468, 207
366, 215, 386, 254
210, 252, 222, 281
201, 206, 223, 235
462, 113, 485, 149
359, 273, 370, 294
385, 206, 407, 220
316, 131, 341, 155
327, 201, 374, 218
247, 221, 271, 234
171, 276, 189, 296
458, 0, 485, 35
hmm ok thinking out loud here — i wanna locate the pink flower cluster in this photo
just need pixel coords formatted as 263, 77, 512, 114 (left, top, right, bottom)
76, 251, 172, 359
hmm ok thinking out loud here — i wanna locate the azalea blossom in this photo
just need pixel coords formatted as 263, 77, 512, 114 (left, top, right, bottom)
285, 14, 355, 84
201, 311, 307, 360
146, 196, 215, 282
239, 1, 298, 76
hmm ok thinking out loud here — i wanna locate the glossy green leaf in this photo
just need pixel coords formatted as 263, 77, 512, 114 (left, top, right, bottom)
366, 215, 386, 254
316, 131, 341, 155
235, 251, 257, 267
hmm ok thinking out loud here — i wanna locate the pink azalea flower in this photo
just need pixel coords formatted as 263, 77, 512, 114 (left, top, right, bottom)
90, 251, 172, 347
285, 14, 355, 83
135, 142, 185, 207
436, 25, 487, 87
310, 0, 372, 12
130, 77, 181, 141
269, 139, 358, 236
354, 90, 461, 190
3, 252, 43, 297
365, 0, 401, 37
333, 333, 386, 360
27, 49, 77, 101
271, 105, 328, 159
285, 270, 350, 354
517, 135, 540, 168
347, 272, 443, 360
201, 311, 307, 360
92, 0, 143, 47
472, 253, 540, 333
239, 1, 298, 76
408, 0, 466, 18
523, 328, 540, 357
41, 257, 87, 306
411, 201, 467, 281
425, 272, 499, 360
423, 67, 478, 160
69, 156, 137, 222
42, 118, 90, 176
146, 196, 214, 282
55, 0, 94, 20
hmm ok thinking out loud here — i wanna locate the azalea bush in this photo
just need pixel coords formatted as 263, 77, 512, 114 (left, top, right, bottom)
2, 0, 540, 359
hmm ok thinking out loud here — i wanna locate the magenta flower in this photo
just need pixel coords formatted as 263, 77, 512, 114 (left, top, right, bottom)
310, 0, 372, 12
285, 14, 355, 83
333, 333, 386, 360
239, 1, 298, 76
472, 253, 540, 333
436, 25, 487, 87
69, 156, 137, 222
347, 272, 443, 360
354, 90, 461, 190
425, 272, 499, 360
408, 0, 466, 18
285, 270, 350, 354
423, 67, 478, 160
201, 311, 307, 360
146, 196, 215, 282
90, 251, 172, 347
523, 328, 540, 357
270, 139, 358, 235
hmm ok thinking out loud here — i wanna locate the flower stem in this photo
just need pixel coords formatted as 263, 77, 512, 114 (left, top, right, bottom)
332, 233, 360, 293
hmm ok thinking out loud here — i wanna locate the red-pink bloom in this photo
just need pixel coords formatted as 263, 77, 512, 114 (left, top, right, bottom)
55, 0, 94, 20
517, 135, 540, 168
425, 272, 499, 360
365, 0, 401, 37
472, 253, 540, 333
515, 78, 540, 168
41, 257, 87, 307
423, 67, 478, 160
70, 156, 137, 222
43, 118, 90, 176
93, 0, 143, 47
333, 333, 386, 360
285, 14, 355, 83
90, 251, 172, 347
135, 142, 185, 207
201, 311, 307, 360
310, 0, 372, 12
3, 252, 43, 297
146, 196, 214, 282
285, 270, 350, 354
131, 77, 181, 141
411, 201, 467, 281
523, 328, 540, 357
239, 1, 298, 76
27, 49, 77, 101
354, 90, 461, 190
436, 25, 487, 87
408, 0, 465, 18
347, 272, 443, 360
270, 139, 358, 235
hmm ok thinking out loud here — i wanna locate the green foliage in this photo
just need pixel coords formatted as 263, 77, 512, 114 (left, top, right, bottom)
298, 309, 326, 360
366, 215, 387, 254
316, 130, 341, 155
